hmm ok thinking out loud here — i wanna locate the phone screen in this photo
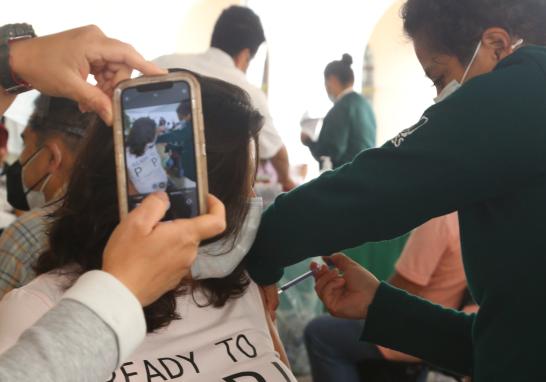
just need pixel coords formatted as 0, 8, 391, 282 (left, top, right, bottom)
121, 81, 199, 219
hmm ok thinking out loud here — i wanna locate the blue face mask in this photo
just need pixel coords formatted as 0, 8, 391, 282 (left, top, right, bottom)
191, 197, 263, 280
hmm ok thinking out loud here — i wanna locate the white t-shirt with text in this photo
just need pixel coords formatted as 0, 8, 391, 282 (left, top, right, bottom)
0, 272, 296, 382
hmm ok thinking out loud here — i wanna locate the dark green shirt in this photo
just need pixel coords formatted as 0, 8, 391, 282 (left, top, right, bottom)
247, 46, 546, 381
307, 92, 376, 169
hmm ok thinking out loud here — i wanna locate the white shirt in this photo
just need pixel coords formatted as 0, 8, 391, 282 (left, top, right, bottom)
126, 143, 168, 194
0, 271, 145, 364
0, 273, 145, 382
335, 87, 354, 102
154, 48, 284, 159
0, 273, 296, 382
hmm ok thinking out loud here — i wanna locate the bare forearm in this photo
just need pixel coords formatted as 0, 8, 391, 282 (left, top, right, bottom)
270, 146, 290, 182
270, 146, 295, 190
388, 272, 425, 296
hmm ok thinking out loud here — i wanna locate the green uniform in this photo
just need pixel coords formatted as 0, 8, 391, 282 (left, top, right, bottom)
307, 92, 376, 169
247, 46, 546, 381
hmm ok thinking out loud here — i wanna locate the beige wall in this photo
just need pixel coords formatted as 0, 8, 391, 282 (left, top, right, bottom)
368, 0, 435, 145
176, 0, 243, 53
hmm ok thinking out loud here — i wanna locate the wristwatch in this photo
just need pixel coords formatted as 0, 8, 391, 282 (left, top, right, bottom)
0, 23, 36, 94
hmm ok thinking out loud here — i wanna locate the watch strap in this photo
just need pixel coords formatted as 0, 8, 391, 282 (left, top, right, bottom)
0, 23, 36, 94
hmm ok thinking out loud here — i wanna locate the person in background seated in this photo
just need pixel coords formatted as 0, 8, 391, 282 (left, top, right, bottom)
0, 96, 93, 298
304, 212, 477, 382
0, 77, 296, 381
0, 119, 15, 229
301, 54, 376, 170
155, 5, 297, 191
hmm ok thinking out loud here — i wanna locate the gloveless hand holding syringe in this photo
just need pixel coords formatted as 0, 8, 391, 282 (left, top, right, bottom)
278, 257, 335, 295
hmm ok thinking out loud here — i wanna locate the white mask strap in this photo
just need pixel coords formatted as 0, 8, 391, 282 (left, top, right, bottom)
461, 41, 482, 84
511, 39, 524, 51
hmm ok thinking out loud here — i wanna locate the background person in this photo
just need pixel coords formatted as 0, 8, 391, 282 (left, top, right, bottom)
302, 54, 376, 169
246, 1, 546, 380
154, 5, 297, 191
0, 95, 93, 298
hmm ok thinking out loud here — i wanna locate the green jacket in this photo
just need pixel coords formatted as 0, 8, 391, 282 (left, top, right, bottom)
307, 92, 376, 168
246, 46, 546, 381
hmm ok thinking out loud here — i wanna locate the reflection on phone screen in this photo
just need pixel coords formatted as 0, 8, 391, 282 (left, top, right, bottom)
121, 81, 198, 219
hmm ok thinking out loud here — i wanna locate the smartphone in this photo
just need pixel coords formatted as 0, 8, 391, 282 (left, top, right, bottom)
113, 72, 208, 220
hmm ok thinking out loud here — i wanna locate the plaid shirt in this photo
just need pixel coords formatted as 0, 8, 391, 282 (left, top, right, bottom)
0, 206, 55, 298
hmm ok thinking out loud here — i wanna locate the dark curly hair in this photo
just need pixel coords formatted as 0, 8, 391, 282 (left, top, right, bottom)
35, 75, 264, 332
402, 0, 546, 64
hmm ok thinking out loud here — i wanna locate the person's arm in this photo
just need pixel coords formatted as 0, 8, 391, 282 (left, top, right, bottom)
247, 53, 546, 285
251, 90, 296, 191
259, 287, 290, 368
388, 272, 424, 296
387, 214, 452, 295
0, 211, 47, 299
4, 25, 165, 124
363, 283, 474, 375
306, 108, 350, 165
0, 288, 53, 354
0, 269, 149, 382
313, 254, 474, 376
0, 299, 121, 382
0, 253, 26, 299
269, 145, 296, 191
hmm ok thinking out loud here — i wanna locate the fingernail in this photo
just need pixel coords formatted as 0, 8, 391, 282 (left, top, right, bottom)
155, 192, 169, 203
324, 258, 335, 268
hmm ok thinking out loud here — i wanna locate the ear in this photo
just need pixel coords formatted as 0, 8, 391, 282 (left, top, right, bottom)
481, 28, 513, 62
44, 141, 63, 173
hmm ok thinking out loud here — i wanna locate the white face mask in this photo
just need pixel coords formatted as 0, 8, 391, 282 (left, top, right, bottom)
434, 79, 462, 104
434, 38, 524, 104
434, 41, 482, 104
191, 197, 263, 280
21, 147, 52, 210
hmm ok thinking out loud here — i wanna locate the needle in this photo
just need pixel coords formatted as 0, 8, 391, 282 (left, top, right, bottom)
278, 270, 314, 295
277, 258, 335, 295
